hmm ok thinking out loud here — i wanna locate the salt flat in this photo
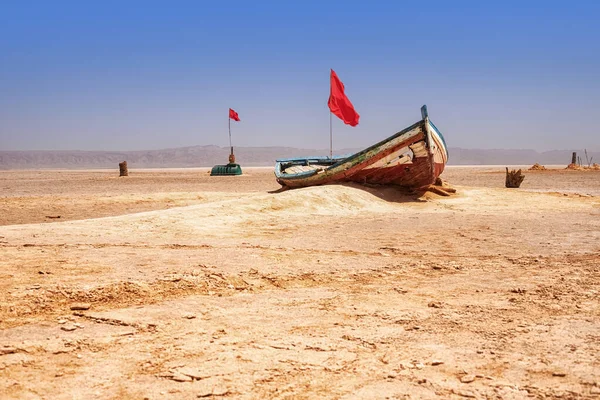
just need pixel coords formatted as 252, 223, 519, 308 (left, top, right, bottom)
1, 167, 599, 399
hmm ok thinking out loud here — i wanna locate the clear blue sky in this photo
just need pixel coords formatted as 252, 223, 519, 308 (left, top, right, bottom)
1, 1, 599, 152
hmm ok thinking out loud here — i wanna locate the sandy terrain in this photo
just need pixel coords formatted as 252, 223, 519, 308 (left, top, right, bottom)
1, 166, 599, 399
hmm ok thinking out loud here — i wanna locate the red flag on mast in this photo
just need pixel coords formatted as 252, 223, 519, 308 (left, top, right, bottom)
229, 108, 240, 121
327, 69, 359, 127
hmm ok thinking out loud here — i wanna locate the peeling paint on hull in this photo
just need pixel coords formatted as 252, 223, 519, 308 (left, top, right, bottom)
274, 109, 448, 190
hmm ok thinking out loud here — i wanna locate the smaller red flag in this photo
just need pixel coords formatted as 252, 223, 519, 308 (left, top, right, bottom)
229, 108, 240, 121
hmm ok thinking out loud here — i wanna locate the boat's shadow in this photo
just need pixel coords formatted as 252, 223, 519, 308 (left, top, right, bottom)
340, 183, 424, 203
268, 183, 424, 203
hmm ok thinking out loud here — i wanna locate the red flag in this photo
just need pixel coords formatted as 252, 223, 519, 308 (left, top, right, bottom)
328, 69, 359, 127
229, 108, 240, 121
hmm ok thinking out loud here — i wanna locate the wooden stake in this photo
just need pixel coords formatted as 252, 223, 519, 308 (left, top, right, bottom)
119, 161, 128, 177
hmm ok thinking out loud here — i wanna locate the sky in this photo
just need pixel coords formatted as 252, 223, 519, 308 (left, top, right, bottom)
1, 0, 599, 152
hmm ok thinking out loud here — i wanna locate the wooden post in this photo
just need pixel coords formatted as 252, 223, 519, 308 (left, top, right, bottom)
119, 161, 128, 177
505, 167, 525, 188
571, 152, 577, 165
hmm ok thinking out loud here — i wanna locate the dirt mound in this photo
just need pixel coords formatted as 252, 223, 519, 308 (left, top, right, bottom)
566, 163, 583, 170
529, 163, 547, 171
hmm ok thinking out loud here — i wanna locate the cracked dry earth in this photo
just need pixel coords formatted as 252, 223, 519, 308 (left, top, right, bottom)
1, 167, 599, 399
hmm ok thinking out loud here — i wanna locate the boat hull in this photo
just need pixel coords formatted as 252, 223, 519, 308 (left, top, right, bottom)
274, 111, 448, 190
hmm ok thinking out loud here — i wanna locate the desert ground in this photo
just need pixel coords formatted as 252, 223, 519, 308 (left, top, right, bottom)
1, 166, 599, 399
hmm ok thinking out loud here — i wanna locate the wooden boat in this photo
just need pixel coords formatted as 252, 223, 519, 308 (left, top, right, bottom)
274, 105, 448, 189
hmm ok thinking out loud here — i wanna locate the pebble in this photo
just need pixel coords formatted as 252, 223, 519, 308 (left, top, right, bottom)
460, 374, 476, 383
430, 360, 444, 366
70, 303, 91, 311
428, 302, 443, 308
552, 371, 566, 377
60, 325, 77, 332
57, 319, 67, 324
183, 314, 196, 319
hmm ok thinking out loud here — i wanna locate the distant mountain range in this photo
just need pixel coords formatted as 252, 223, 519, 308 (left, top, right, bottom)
0, 146, 597, 169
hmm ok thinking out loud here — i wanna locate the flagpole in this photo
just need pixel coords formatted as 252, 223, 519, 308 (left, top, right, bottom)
329, 112, 332, 159
228, 114, 232, 155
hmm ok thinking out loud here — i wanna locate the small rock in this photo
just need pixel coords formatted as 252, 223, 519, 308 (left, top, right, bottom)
428, 301, 443, 308
590, 387, 600, 395
0, 347, 17, 355
460, 374, 476, 383
70, 303, 91, 311
57, 319, 67, 324
61, 325, 77, 332
552, 371, 566, 377
430, 360, 444, 366
417, 378, 427, 384
183, 314, 196, 319
171, 372, 193, 382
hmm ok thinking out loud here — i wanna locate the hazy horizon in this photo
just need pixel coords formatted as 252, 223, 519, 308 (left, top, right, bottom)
1, 143, 598, 154
1, 1, 599, 153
